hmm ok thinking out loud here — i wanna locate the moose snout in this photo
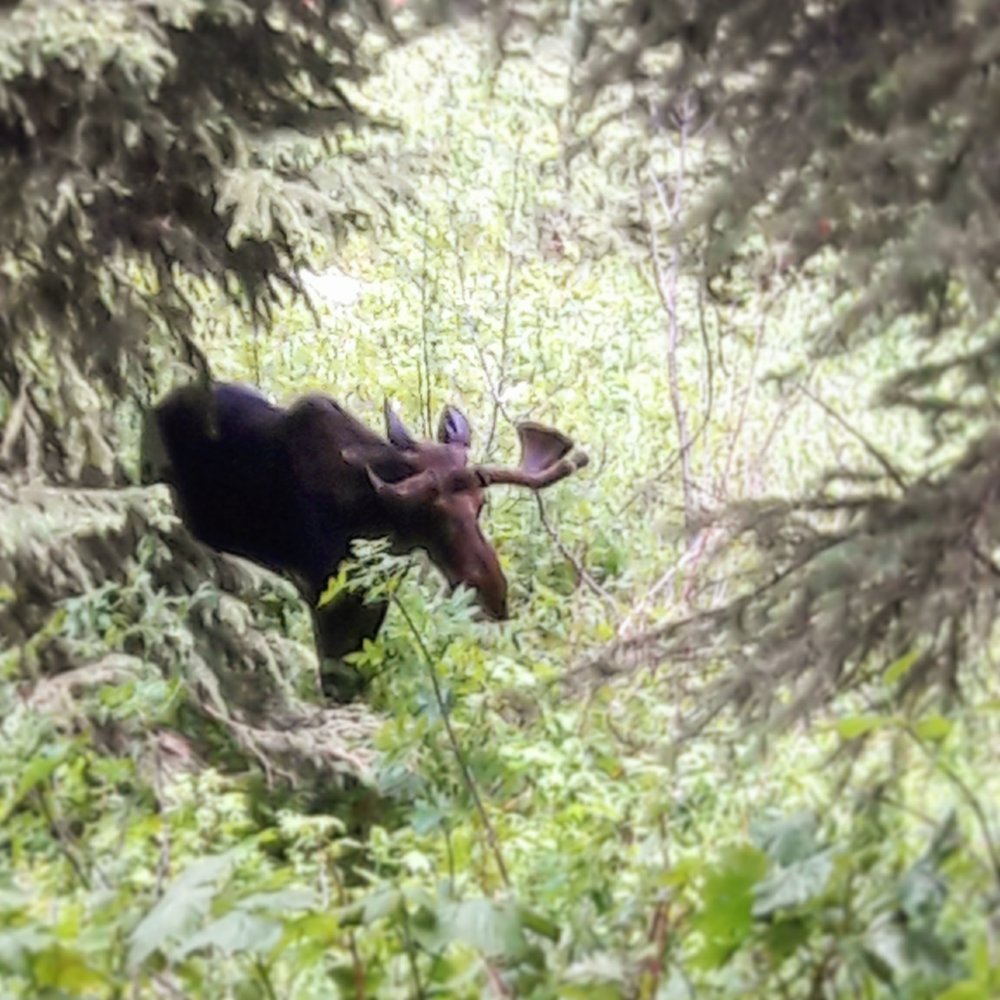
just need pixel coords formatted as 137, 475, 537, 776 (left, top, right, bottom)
465, 567, 508, 621
441, 562, 508, 620
437, 530, 509, 622
462, 555, 509, 622
479, 590, 509, 622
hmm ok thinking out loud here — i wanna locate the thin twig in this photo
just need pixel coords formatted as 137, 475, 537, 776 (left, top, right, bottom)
695, 280, 716, 444
197, 702, 298, 787
448, 171, 519, 461
534, 493, 618, 610
152, 740, 172, 898
902, 722, 1000, 882
646, 146, 695, 538
399, 894, 426, 1000
484, 960, 514, 997
750, 383, 805, 482
33, 787, 107, 890
391, 594, 512, 889
484, 139, 522, 458
151, 973, 189, 999
470, 335, 517, 437
639, 896, 672, 1000
419, 207, 434, 438
255, 959, 280, 1000
718, 303, 771, 499
802, 384, 908, 490
330, 860, 367, 999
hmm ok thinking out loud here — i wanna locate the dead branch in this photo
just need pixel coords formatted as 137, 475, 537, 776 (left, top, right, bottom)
198, 700, 376, 787
802, 384, 908, 491
484, 138, 523, 458
21, 655, 143, 716
645, 122, 696, 538
0, 377, 30, 467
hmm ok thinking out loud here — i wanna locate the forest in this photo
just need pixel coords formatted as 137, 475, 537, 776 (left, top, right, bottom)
2, 1, 1000, 997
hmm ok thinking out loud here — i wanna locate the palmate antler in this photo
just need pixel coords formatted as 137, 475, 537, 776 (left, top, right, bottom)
366, 421, 589, 504
469, 421, 591, 488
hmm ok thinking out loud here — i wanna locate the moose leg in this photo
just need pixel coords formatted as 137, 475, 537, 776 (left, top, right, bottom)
310, 593, 389, 702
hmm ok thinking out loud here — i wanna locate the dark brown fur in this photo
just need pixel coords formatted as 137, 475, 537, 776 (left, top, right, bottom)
143, 382, 586, 698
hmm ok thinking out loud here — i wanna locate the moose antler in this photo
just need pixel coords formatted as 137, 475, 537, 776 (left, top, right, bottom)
367, 421, 588, 505
469, 421, 589, 487
365, 465, 441, 504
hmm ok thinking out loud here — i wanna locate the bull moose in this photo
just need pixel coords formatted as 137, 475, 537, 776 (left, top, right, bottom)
141, 382, 588, 698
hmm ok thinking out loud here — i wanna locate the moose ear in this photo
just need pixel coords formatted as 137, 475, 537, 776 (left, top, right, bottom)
437, 405, 472, 447
384, 399, 417, 450
516, 422, 575, 474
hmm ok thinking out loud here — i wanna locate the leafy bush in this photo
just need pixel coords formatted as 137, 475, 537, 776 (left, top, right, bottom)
3, 19, 1000, 1000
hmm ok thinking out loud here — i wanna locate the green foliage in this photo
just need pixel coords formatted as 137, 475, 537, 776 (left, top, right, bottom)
474, 0, 1000, 723
5, 15, 1000, 1000
0, 0, 406, 482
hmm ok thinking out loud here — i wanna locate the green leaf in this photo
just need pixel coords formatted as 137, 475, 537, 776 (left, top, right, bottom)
235, 889, 318, 913
885, 650, 921, 685
752, 851, 834, 917
762, 917, 811, 959
914, 714, 953, 742
0, 744, 74, 823
518, 904, 560, 942
751, 812, 820, 865
863, 918, 909, 984
836, 714, 894, 740
927, 812, 962, 864
692, 846, 768, 968
174, 911, 283, 959
864, 917, 956, 985
936, 984, 992, 1000
33, 944, 108, 993
0, 927, 51, 976
283, 912, 340, 955
128, 852, 238, 969
444, 898, 528, 959
317, 565, 350, 608
410, 801, 447, 835
898, 861, 946, 921
360, 888, 402, 924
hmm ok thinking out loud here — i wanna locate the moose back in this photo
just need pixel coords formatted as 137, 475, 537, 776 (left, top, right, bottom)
142, 382, 588, 696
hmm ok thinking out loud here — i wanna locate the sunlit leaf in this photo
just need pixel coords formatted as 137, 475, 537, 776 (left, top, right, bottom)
443, 898, 528, 959
936, 983, 992, 1000
836, 714, 895, 740
361, 888, 402, 924
0, 744, 74, 823
885, 650, 921, 685
692, 846, 768, 968
914, 715, 953, 742
33, 944, 108, 992
752, 852, 834, 917
0, 927, 51, 976
751, 812, 820, 865
236, 889, 318, 913
563, 952, 628, 992
174, 911, 283, 959
129, 852, 239, 969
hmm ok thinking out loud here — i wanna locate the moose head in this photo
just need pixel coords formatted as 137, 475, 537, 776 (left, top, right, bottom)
348, 400, 589, 622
